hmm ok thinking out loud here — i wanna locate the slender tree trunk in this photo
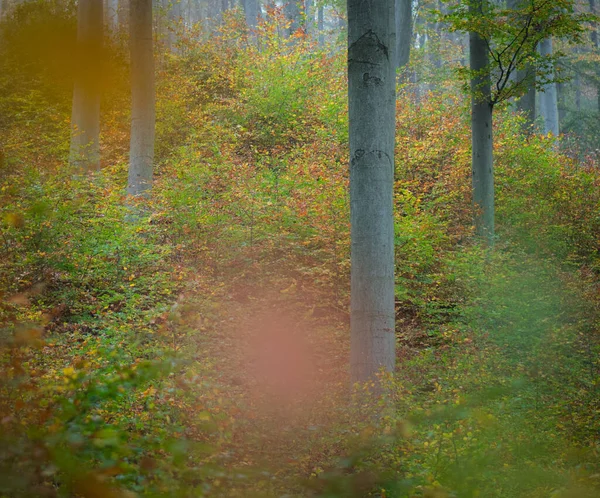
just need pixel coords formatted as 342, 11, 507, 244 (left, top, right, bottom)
118, 0, 129, 33
168, 0, 182, 51
305, 0, 313, 37
106, 0, 118, 32
395, 0, 412, 73
70, 0, 103, 172
348, 0, 396, 383
285, 0, 301, 37
470, 2, 494, 242
508, 0, 535, 127
539, 37, 559, 136
575, 69, 582, 111
243, 0, 258, 29
557, 80, 566, 127
516, 65, 536, 128
127, 0, 155, 197
318, 4, 324, 46
589, 0, 600, 110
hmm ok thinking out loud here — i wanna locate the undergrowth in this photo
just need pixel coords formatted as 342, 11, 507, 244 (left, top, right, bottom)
0, 6, 599, 498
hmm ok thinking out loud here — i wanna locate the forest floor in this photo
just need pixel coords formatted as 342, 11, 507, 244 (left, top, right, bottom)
172, 245, 600, 497
3, 192, 600, 497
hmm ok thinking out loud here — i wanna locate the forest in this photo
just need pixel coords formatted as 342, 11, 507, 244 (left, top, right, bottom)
0, 0, 599, 496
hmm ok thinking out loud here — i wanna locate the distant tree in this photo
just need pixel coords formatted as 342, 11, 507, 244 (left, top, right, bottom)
242, 0, 259, 29
70, 0, 103, 172
347, 0, 396, 382
127, 0, 155, 197
285, 0, 301, 37
317, 2, 324, 45
395, 0, 412, 73
588, 0, 600, 110
469, 0, 494, 241
538, 37, 560, 135
167, 0, 182, 51
105, 0, 118, 33
508, 0, 535, 127
447, 0, 586, 241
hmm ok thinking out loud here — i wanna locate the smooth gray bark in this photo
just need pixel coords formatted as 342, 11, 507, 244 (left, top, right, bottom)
168, 0, 182, 51
317, 4, 324, 46
589, 0, 600, 110
470, 4, 494, 242
507, 0, 535, 128
127, 0, 155, 197
118, 0, 129, 32
285, 0, 301, 37
106, 0, 118, 32
395, 0, 411, 71
348, 0, 396, 383
305, 0, 313, 37
516, 64, 536, 128
575, 69, 581, 111
70, 0, 103, 172
243, 0, 259, 29
538, 37, 559, 136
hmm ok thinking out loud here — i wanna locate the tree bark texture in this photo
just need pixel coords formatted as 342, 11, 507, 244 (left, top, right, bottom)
589, 0, 600, 110
348, 0, 396, 383
516, 64, 536, 128
318, 4, 324, 46
395, 0, 412, 71
538, 37, 559, 136
508, 0, 535, 128
70, 0, 103, 172
469, 5, 494, 242
127, 0, 155, 197
243, 0, 259, 29
285, 0, 301, 37
305, 0, 314, 36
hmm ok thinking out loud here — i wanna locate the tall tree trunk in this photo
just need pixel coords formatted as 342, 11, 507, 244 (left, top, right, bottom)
243, 0, 258, 29
127, 0, 155, 197
557, 79, 566, 127
508, 0, 535, 128
516, 64, 536, 128
470, 1, 494, 242
168, 0, 182, 51
539, 37, 559, 136
589, 0, 600, 111
305, 0, 313, 37
118, 0, 129, 33
285, 0, 301, 37
317, 4, 324, 46
575, 69, 582, 111
70, 0, 103, 172
348, 0, 396, 383
106, 0, 118, 32
395, 0, 412, 73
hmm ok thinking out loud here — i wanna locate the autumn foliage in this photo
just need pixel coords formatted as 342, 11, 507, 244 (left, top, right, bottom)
0, 5, 599, 498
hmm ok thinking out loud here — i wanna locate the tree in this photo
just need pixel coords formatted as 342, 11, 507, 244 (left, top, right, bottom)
285, 0, 301, 37
588, 0, 600, 110
508, 0, 535, 128
538, 37, 560, 135
167, 0, 182, 52
127, 0, 155, 197
395, 0, 412, 73
447, 0, 586, 240
348, 0, 396, 383
69, 0, 103, 172
242, 0, 259, 30
469, 0, 494, 241
317, 3, 324, 45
